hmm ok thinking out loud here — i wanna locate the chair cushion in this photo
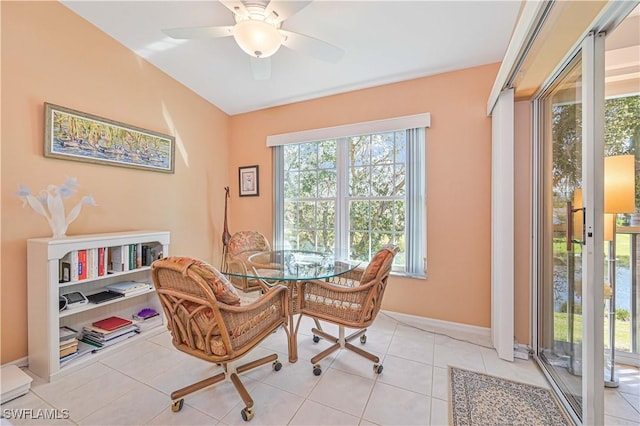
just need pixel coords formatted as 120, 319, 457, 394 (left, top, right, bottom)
228, 231, 270, 255
176, 299, 228, 356
167, 256, 241, 306
360, 246, 397, 285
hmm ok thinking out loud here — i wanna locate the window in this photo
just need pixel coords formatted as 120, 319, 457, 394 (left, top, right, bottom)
271, 116, 428, 277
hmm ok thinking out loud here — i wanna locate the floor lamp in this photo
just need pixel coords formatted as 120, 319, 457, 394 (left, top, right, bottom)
567, 155, 635, 386
603, 155, 636, 388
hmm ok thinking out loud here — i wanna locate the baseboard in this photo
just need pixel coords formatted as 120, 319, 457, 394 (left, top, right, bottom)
380, 310, 491, 339
616, 351, 640, 368
1, 357, 28, 369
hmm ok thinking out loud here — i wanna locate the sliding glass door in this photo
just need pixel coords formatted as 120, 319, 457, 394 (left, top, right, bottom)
532, 3, 638, 424
534, 6, 640, 420
536, 53, 587, 420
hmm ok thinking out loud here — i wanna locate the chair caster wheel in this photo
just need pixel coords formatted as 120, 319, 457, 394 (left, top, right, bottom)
313, 335, 320, 343
360, 335, 367, 344
373, 364, 383, 374
241, 407, 254, 421
171, 399, 184, 412
313, 364, 322, 376
273, 360, 282, 371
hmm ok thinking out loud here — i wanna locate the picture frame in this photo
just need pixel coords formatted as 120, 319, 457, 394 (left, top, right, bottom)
239, 165, 259, 197
44, 102, 175, 173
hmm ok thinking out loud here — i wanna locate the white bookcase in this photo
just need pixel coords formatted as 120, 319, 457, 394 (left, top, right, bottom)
27, 230, 170, 381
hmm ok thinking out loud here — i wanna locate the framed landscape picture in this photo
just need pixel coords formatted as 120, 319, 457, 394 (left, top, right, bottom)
44, 103, 175, 173
239, 165, 259, 196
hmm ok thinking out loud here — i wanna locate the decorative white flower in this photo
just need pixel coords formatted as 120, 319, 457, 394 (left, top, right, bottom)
16, 178, 97, 238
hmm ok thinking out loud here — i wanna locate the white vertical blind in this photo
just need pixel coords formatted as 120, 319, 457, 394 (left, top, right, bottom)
491, 88, 515, 361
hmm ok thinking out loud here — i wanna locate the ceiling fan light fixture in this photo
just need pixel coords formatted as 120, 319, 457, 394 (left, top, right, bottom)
233, 19, 282, 58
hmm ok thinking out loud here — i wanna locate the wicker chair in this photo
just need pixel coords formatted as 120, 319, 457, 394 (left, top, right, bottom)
151, 256, 289, 422
296, 245, 399, 376
225, 231, 272, 293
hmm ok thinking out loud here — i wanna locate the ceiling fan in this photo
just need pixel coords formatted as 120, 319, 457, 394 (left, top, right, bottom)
162, 0, 345, 80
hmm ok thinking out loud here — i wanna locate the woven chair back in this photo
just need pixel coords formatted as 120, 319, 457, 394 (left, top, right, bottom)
228, 231, 271, 256
151, 258, 233, 360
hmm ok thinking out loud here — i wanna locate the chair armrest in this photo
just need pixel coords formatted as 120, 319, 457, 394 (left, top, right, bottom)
326, 267, 364, 287
296, 278, 374, 324
217, 285, 289, 350
226, 257, 249, 274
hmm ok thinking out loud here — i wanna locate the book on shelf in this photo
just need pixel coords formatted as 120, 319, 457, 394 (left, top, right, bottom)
130, 308, 161, 331
77, 249, 87, 280
141, 244, 162, 266
60, 250, 79, 281
59, 337, 78, 349
82, 324, 139, 341
105, 281, 152, 295
117, 287, 151, 298
108, 246, 125, 273
97, 247, 106, 276
59, 341, 95, 366
59, 344, 78, 358
86, 248, 100, 279
60, 249, 109, 282
135, 243, 143, 268
59, 350, 79, 363
59, 326, 78, 342
81, 329, 138, 349
133, 316, 161, 332
59, 335, 79, 359
128, 244, 136, 270
92, 316, 133, 331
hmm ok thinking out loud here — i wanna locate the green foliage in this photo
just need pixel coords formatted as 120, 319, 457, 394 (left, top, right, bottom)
284, 131, 406, 261
552, 95, 640, 201
615, 308, 630, 322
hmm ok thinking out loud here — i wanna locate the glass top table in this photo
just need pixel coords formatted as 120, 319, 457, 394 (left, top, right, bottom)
224, 250, 361, 363
227, 250, 360, 282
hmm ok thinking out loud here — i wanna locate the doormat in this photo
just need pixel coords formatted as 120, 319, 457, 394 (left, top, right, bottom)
449, 367, 571, 426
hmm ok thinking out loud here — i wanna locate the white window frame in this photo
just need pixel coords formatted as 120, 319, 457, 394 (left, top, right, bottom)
269, 114, 430, 277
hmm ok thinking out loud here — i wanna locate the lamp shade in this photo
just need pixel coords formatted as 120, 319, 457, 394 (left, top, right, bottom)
605, 155, 635, 214
604, 213, 615, 242
233, 19, 282, 58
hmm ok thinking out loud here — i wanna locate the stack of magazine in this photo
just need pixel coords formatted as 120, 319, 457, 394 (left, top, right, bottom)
105, 281, 152, 297
59, 327, 95, 366
81, 316, 139, 349
132, 308, 162, 331
59, 326, 79, 361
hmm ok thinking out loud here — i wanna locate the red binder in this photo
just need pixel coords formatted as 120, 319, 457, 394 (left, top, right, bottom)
92, 316, 133, 331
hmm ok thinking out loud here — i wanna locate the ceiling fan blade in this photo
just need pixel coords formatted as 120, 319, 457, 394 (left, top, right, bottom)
280, 30, 345, 63
250, 57, 271, 80
220, 0, 249, 19
163, 25, 234, 39
264, 0, 312, 24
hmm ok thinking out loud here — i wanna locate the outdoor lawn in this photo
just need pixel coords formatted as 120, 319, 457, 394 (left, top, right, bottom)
554, 312, 632, 352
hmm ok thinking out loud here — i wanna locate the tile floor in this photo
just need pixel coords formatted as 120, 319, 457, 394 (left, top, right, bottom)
2, 312, 639, 425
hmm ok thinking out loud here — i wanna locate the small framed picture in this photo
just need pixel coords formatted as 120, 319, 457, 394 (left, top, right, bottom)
239, 165, 259, 197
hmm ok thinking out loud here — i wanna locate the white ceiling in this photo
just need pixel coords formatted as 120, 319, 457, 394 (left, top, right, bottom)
61, 1, 522, 115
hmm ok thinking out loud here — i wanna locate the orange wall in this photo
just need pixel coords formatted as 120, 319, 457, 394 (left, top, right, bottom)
1, 2, 533, 364
1, 1, 230, 363
227, 64, 499, 328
